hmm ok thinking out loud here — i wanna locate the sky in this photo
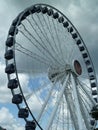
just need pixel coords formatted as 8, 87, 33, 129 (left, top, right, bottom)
0, 0, 98, 130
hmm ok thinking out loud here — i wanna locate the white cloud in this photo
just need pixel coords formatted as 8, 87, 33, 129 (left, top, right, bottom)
27, 94, 43, 113
0, 107, 24, 130
0, 62, 12, 103
0, 62, 30, 103
18, 73, 30, 93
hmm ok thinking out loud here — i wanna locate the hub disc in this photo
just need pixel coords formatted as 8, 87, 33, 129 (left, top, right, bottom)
73, 60, 82, 75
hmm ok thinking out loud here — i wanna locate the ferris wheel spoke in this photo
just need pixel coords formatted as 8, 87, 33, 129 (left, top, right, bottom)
50, 18, 61, 55
80, 101, 92, 130
30, 14, 61, 64
56, 21, 67, 64
64, 87, 79, 130
38, 13, 59, 55
56, 108, 61, 130
15, 42, 53, 67
70, 73, 85, 130
18, 29, 59, 67
21, 23, 52, 57
77, 79, 91, 90
78, 79, 96, 105
67, 105, 71, 130
67, 45, 75, 64
50, 101, 62, 130
26, 16, 59, 62
36, 13, 48, 36
16, 42, 49, 63
46, 74, 69, 130
52, 19, 65, 64
30, 13, 48, 42
35, 13, 62, 65
59, 101, 65, 130
74, 80, 91, 130
26, 18, 50, 49
80, 93, 92, 114
46, 15, 63, 61
53, 96, 65, 130
30, 13, 51, 45
61, 96, 68, 130
57, 21, 75, 65
37, 73, 65, 124
61, 97, 65, 130
79, 90, 93, 108
77, 84, 94, 115
41, 14, 60, 55
16, 49, 51, 69
18, 29, 46, 55
57, 22, 69, 64
25, 81, 51, 100
37, 79, 57, 122
38, 82, 61, 128
33, 81, 51, 94
80, 91, 94, 111
80, 96, 90, 117
21, 23, 62, 66
79, 94, 97, 128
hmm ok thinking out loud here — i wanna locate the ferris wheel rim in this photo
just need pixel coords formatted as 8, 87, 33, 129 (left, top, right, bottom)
5, 3, 98, 130
10, 3, 98, 95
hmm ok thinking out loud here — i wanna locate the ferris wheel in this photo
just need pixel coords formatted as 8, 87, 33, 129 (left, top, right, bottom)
5, 3, 98, 130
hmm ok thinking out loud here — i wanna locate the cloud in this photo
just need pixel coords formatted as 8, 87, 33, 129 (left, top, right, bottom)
26, 94, 43, 113
18, 73, 30, 93
0, 62, 30, 103
0, 62, 12, 103
0, 107, 24, 130
0, 0, 21, 62
1, 0, 98, 74
63, 0, 98, 75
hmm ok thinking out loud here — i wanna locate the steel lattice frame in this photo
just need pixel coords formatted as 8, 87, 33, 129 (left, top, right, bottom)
5, 3, 98, 130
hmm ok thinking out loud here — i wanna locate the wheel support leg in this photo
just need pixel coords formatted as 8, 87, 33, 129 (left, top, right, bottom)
71, 73, 84, 130
46, 74, 69, 130
64, 88, 79, 130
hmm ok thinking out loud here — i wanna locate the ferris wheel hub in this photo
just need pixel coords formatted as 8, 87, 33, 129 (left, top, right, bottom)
48, 60, 82, 82
48, 67, 65, 82
73, 60, 82, 76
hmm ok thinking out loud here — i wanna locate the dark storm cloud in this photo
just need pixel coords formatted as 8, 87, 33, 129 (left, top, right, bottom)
0, 0, 98, 74
60, 0, 98, 75
7, 0, 54, 10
